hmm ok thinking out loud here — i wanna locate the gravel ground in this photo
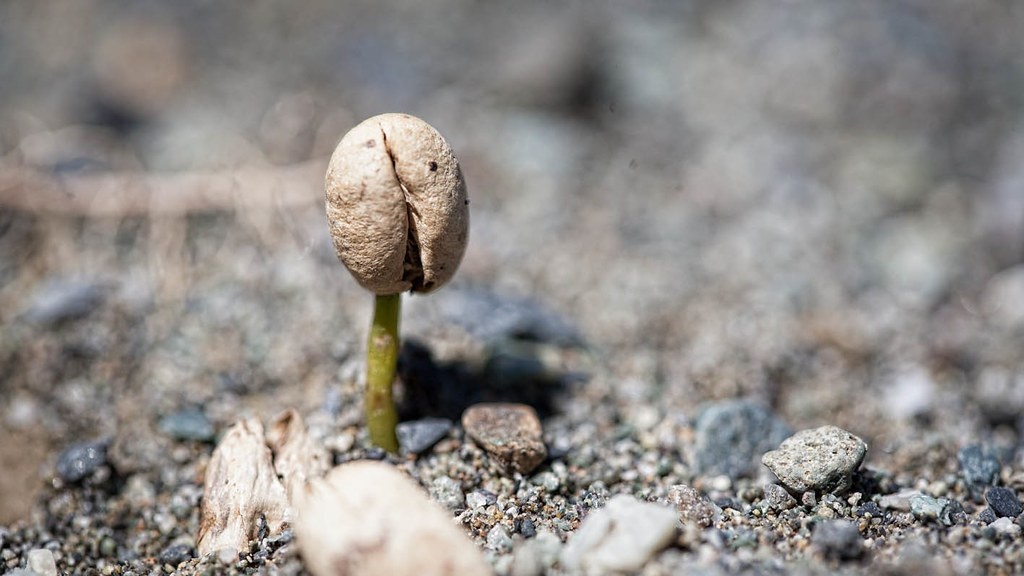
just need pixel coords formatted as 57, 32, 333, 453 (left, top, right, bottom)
2, 1, 1024, 575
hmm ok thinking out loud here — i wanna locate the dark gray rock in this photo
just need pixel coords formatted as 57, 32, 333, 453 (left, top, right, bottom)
158, 408, 215, 442
693, 400, 791, 480
518, 517, 536, 538
761, 426, 867, 495
57, 439, 110, 483
985, 487, 1023, 518
158, 544, 193, 567
958, 445, 1001, 497
812, 520, 864, 560
396, 418, 452, 455
23, 277, 106, 325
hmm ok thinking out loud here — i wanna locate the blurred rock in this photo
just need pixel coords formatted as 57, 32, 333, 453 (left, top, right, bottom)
561, 494, 677, 574
958, 444, 1002, 499
693, 400, 791, 481
57, 439, 110, 483
295, 462, 490, 576
397, 418, 452, 455
158, 408, 215, 442
23, 277, 106, 325
811, 519, 864, 560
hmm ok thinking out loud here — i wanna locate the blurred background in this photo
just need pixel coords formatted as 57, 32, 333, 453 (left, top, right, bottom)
1, 0, 1023, 526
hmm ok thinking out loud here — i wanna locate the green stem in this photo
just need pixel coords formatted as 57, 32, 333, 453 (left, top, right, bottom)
365, 292, 400, 452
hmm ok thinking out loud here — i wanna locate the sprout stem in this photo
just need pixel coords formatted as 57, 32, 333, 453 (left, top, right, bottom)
366, 292, 401, 452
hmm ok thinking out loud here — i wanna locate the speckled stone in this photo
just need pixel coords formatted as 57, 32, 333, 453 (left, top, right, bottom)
985, 487, 1023, 518
428, 475, 465, 511
462, 403, 547, 474
761, 426, 867, 496
763, 483, 798, 511
667, 484, 720, 528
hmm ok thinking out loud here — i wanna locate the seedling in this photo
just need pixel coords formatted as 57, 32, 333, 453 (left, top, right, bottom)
325, 113, 468, 452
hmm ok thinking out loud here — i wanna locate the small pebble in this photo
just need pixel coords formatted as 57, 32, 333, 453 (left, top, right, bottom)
763, 483, 797, 512
979, 508, 997, 524
510, 530, 561, 576
486, 524, 513, 553
23, 278, 106, 325
958, 445, 1001, 496
692, 400, 791, 480
396, 418, 452, 455
466, 489, 497, 509
762, 426, 867, 495
812, 520, 864, 560
561, 495, 678, 574
990, 517, 1023, 538
856, 501, 882, 518
984, 487, 1023, 518
910, 494, 963, 526
429, 476, 465, 511
534, 471, 560, 493
518, 518, 537, 538
27, 549, 58, 576
667, 484, 720, 528
462, 403, 547, 475
57, 439, 110, 483
158, 544, 193, 567
159, 408, 215, 442
878, 489, 918, 512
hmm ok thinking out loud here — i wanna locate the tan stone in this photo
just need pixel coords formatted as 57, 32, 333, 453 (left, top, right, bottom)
295, 461, 492, 576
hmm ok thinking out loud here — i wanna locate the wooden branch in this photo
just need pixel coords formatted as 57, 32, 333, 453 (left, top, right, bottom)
0, 161, 327, 217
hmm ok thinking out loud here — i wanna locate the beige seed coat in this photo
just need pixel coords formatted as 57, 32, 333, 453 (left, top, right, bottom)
325, 113, 468, 294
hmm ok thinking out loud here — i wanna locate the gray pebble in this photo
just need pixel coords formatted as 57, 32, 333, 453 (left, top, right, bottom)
57, 439, 109, 483
158, 544, 193, 567
466, 489, 497, 509
910, 494, 963, 526
958, 445, 1001, 496
668, 484, 720, 527
517, 518, 536, 538
763, 483, 797, 512
511, 530, 561, 576
396, 418, 452, 455
534, 471, 560, 493
812, 520, 864, 560
23, 277, 106, 325
762, 425, 867, 496
158, 408, 215, 442
985, 487, 1023, 518
979, 508, 997, 524
463, 403, 547, 475
693, 400, 791, 480
486, 524, 513, 553
429, 476, 465, 511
